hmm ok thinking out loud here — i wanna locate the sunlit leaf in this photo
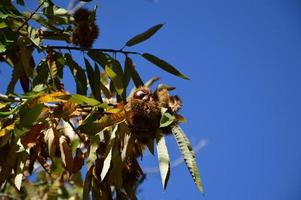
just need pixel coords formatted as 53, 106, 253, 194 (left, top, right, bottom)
105, 65, 124, 97
101, 146, 112, 180
142, 53, 189, 80
171, 124, 204, 193
43, 128, 58, 157
0, 123, 14, 137
59, 135, 73, 171
160, 111, 176, 128
156, 130, 170, 190
125, 24, 163, 47
69, 94, 102, 106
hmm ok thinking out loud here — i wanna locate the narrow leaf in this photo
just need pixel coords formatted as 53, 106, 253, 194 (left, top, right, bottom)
83, 165, 93, 200
156, 130, 170, 189
171, 124, 204, 192
101, 147, 112, 180
105, 65, 124, 97
69, 94, 102, 106
85, 58, 99, 99
125, 57, 144, 88
126, 24, 164, 47
142, 53, 189, 80
65, 54, 87, 95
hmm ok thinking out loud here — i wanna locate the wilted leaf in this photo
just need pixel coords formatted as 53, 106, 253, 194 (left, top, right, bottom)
59, 135, 73, 171
171, 124, 203, 193
126, 24, 163, 47
156, 131, 170, 190
44, 128, 59, 157
21, 124, 45, 149
175, 114, 187, 123
142, 53, 189, 80
72, 148, 85, 173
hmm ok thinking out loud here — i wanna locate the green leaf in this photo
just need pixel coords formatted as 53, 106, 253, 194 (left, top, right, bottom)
142, 53, 189, 80
171, 124, 204, 193
125, 57, 144, 88
93, 62, 101, 101
85, 58, 101, 101
156, 130, 170, 190
27, 26, 40, 47
160, 111, 176, 128
18, 103, 44, 128
83, 165, 93, 200
33, 59, 49, 86
7, 65, 21, 94
87, 50, 109, 69
105, 65, 124, 97
126, 24, 164, 47
69, 94, 102, 106
64, 54, 87, 95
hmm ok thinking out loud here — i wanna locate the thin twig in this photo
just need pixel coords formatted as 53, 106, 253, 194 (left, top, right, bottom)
67, 119, 85, 143
16, 0, 45, 32
0, 45, 141, 57
42, 45, 141, 55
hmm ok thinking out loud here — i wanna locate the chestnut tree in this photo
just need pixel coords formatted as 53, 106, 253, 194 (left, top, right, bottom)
0, 0, 203, 199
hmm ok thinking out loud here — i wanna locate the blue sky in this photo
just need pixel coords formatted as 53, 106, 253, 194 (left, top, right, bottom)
2, 0, 301, 199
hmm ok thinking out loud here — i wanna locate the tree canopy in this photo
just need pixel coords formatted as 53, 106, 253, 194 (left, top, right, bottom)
0, 0, 203, 199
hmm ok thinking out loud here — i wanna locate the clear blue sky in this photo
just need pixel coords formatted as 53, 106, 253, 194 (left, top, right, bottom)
2, 0, 301, 200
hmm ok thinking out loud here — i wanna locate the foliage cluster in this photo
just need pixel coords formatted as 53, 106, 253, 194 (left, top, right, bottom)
0, 0, 203, 199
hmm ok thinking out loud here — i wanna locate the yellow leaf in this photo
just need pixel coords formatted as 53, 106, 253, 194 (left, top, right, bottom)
0, 123, 15, 137
36, 91, 67, 104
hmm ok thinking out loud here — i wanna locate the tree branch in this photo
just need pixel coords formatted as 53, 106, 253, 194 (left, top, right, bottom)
16, 0, 45, 32
42, 45, 141, 55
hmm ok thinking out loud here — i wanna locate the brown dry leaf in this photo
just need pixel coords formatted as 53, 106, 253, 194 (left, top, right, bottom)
72, 148, 85, 173
37, 154, 51, 173
21, 124, 46, 149
59, 135, 74, 171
